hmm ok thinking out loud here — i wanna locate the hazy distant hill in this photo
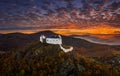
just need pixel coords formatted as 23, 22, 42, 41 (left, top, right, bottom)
0, 31, 120, 57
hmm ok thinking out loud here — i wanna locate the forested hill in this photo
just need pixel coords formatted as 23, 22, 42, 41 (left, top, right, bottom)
0, 41, 120, 76
0, 31, 120, 57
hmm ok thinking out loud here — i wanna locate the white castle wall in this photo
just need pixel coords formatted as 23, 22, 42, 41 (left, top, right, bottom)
46, 38, 62, 45
40, 35, 73, 53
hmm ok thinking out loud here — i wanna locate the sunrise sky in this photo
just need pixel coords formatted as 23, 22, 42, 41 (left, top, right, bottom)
0, 0, 120, 35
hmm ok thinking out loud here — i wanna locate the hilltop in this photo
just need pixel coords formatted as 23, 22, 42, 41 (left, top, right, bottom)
0, 30, 120, 57
0, 31, 120, 76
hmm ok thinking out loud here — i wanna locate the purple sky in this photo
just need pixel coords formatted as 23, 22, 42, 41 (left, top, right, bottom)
0, 0, 120, 31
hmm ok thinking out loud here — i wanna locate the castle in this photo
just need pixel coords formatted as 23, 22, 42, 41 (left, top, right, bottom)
40, 35, 73, 53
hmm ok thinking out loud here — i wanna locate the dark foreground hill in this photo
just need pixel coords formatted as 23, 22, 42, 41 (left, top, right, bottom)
0, 31, 55, 51
0, 42, 120, 76
0, 31, 120, 57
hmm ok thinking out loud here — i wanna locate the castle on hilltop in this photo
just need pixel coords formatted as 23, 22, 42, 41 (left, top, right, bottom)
40, 35, 73, 53
40, 35, 62, 45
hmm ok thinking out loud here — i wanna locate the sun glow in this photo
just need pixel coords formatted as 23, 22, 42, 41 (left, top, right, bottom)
53, 26, 120, 35
0, 24, 119, 35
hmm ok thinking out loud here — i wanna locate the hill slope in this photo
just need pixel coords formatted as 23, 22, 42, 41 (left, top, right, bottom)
0, 42, 120, 76
0, 31, 120, 57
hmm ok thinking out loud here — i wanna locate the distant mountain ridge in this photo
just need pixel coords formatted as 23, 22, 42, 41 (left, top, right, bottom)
0, 30, 120, 57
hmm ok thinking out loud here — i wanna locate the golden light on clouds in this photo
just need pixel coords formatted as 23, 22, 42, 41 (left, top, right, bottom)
0, 24, 119, 35
53, 26, 120, 35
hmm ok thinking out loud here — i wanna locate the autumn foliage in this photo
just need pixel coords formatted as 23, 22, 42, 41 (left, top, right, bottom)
0, 42, 120, 76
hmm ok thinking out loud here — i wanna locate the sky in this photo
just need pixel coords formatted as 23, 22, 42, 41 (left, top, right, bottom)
0, 0, 120, 34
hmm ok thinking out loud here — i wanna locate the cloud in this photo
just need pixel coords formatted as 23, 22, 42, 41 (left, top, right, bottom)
0, 0, 119, 30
